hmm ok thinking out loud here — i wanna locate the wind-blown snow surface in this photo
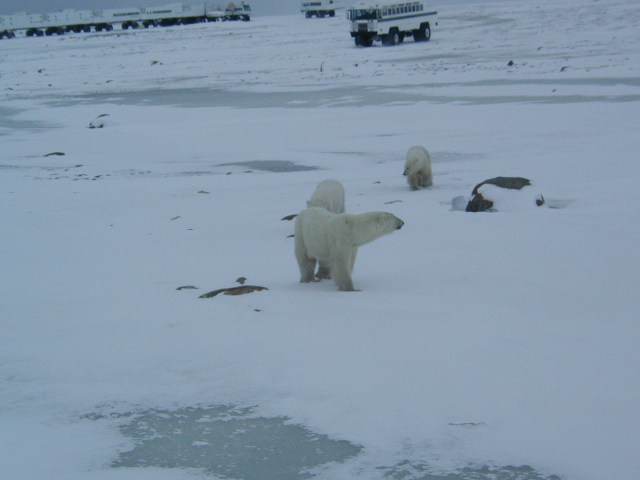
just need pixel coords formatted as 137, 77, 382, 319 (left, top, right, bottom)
1, 1, 639, 480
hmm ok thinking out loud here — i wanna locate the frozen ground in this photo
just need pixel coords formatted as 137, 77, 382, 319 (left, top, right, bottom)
1, 1, 639, 480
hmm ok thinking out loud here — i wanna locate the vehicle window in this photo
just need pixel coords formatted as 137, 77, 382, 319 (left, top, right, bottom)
349, 8, 378, 20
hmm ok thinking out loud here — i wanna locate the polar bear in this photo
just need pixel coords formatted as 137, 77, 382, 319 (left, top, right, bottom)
307, 179, 345, 214
403, 145, 433, 190
295, 207, 404, 291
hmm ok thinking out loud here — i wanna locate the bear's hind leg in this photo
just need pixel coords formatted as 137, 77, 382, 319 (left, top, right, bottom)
315, 260, 331, 279
418, 169, 433, 187
295, 242, 317, 283
298, 257, 317, 283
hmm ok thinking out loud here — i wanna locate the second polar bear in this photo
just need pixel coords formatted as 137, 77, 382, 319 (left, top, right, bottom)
403, 145, 433, 190
307, 179, 345, 214
295, 207, 404, 291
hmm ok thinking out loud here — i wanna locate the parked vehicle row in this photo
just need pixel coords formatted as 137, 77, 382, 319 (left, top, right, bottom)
0, 2, 251, 39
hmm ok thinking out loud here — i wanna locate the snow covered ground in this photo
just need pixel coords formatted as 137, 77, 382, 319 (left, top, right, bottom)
1, 1, 639, 480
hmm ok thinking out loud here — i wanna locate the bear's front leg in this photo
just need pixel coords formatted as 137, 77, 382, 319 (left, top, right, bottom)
331, 249, 357, 291
408, 173, 420, 190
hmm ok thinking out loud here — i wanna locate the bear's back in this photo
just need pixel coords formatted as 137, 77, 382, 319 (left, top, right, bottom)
307, 179, 345, 214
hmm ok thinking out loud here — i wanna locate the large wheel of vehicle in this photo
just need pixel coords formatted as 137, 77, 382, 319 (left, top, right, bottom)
354, 35, 372, 47
329, 10, 335, 17
318, 11, 326, 18
423, 24, 431, 41
383, 29, 400, 46
415, 23, 431, 42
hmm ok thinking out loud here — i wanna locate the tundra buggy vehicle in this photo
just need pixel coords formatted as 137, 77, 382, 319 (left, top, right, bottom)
301, 0, 342, 18
224, 2, 251, 21
347, 0, 437, 46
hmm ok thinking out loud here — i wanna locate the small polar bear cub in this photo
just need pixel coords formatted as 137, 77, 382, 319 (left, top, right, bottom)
295, 207, 404, 291
403, 145, 433, 190
307, 179, 345, 214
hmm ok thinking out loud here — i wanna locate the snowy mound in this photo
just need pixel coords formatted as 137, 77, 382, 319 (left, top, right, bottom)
474, 183, 544, 212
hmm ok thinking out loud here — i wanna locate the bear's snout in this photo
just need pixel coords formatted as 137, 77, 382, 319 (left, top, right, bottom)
396, 218, 404, 229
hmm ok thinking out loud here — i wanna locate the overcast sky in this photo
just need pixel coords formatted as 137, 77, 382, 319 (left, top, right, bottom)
0, 0, 301, 16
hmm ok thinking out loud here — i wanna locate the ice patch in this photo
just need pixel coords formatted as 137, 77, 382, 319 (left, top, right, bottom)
217, 160, 319, 173
382, 461, 562, 480
87, 405, 362, 480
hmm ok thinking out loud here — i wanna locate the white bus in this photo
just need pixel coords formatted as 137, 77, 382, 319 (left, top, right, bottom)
347, 0, 437, 46
301, 0, 343, 18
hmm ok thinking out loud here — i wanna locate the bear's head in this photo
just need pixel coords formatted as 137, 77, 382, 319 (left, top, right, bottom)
372, 212, 404, 231
403, 157, 420, 176
348, 211, 404, 247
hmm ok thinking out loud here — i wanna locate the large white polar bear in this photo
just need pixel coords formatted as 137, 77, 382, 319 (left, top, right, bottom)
403, 145, 433, 190
307, 179, 345, 214
295, 207, 404, 291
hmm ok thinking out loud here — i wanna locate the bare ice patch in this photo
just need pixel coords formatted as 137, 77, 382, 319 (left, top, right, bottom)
0, 106, 54, 135
218, 160, 319, 173
87, 405, 361, 480
382, 461, 562, 480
